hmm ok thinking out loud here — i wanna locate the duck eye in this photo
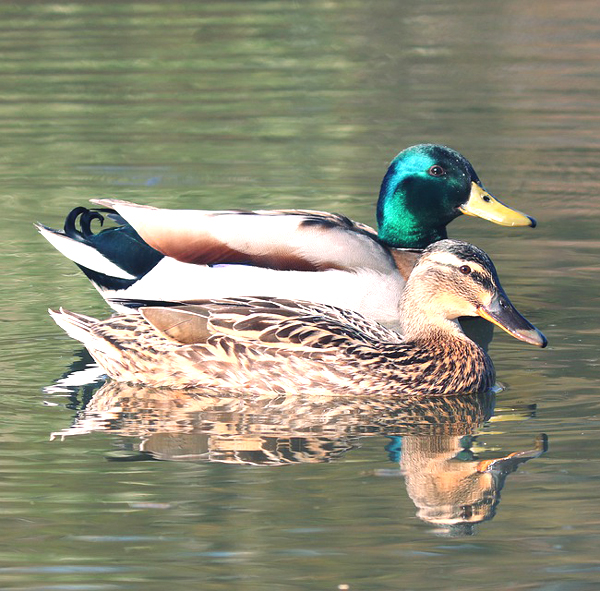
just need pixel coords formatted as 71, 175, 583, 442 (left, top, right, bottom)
459, 265, 471, 275
428, 165, 445, 177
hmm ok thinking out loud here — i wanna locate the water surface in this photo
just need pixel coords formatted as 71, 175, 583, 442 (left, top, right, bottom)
1, 1, 599, 589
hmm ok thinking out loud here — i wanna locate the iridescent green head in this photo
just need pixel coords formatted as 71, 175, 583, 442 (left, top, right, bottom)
376, 144, 535, 249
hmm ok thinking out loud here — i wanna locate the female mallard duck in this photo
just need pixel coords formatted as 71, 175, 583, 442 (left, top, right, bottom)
37, 144, 535, 330
49, 240, 547, 396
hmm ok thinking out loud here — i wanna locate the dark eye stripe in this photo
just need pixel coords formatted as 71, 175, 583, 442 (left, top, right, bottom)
432, 263, 495, 290
469, 271, 494, 291
427, 258, 497, 292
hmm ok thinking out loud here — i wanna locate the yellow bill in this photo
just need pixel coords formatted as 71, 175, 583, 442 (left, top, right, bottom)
459, 182, 536, 227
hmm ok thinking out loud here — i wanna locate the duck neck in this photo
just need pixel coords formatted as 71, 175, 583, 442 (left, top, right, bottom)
379, 215, 448, 249
398, 279, 495, 394
402, 315, 470, 348
399, 283, 473, 347
376, 183, 449, 249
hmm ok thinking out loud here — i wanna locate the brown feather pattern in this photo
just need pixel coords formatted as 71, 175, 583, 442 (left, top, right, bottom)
50, 240, 545, 397
51, 296, 494, 397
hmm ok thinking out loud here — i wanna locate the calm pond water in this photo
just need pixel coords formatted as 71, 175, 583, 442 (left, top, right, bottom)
1, 1, 599, 589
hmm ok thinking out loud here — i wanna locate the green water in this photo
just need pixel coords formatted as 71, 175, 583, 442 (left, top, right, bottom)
1, 1, 599, 589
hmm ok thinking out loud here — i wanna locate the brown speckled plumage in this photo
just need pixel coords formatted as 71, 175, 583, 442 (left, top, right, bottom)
50, 240, 546, 397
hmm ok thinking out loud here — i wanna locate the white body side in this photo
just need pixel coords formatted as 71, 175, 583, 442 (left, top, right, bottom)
100, 257, 406, 331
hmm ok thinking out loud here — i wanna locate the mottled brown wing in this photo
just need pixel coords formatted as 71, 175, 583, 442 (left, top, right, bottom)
140, 297, 403, 350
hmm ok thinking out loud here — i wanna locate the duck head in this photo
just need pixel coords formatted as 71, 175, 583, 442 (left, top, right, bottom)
377, 144, 536, 249
400, 239, 547, 348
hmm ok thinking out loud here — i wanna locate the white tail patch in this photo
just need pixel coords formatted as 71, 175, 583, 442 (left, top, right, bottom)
36, 225, 136, 280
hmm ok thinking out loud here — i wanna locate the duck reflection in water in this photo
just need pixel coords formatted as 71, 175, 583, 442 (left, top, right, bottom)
48, 377, 547, 534
395, 431, 547, 535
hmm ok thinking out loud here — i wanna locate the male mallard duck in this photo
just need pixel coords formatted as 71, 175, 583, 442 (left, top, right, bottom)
37, 144, 535, 330
49, 240, 547, 396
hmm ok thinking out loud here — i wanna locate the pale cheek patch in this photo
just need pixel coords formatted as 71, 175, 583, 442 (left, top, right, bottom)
479, 291, 494, 307
432, 291, 478, 317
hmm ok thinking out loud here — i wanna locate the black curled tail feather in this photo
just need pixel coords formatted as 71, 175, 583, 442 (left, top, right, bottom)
61, 205, 165, 290
64, 207, 107, 242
